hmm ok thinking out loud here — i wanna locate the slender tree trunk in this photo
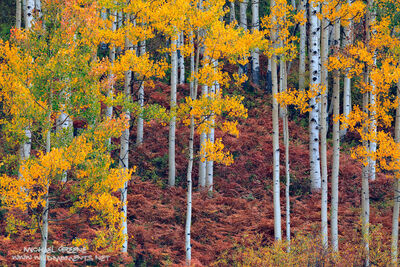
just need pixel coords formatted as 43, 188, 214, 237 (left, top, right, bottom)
251, 0, 259, 86
120, 33, 133, 253
320, 11, 329, 249
19, 0, 34, 178
199, 82, 208, 189
185, 113, 194, 266
239, 0, 247, 29
341, 0, 352, 138
136, 40, 146, 146
298, 0, 306, 91
39, 110, 51, 267
279, 52, 290, 246
271, 0, 281, 241
368, 0, 376, 182
178, 32, 185, 85
206, 59, 218, 194
16, 0, 22, 29
185, 33, 197, 265
169, 34, 178, 186
185, 36, 196, 263
362, 71, 370, 266
230, 0, 236, 23
106, 11, 117, 147
331, 10, 341, 252
56, 111, 72, 183
309, 0, 321, 191
391, 81, 400, 265
238, 0, 248, 77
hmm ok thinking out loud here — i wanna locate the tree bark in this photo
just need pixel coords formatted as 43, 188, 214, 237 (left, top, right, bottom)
391, 81, 400, 265
251, 0, 259, 86
279, 51, 290, 246
16, 0, 22, 29
230, 0, 236, 23
120, 33, 133, 253
271, 0, 281, 241
362, 71, 370, 267
320, 10, 329, 249
331, 10, 341, 252
341, 0, 352, 138
25, 0, 34, 29
178, 32, 185, 85
308, 0, 321, 191
199, 82, 208, 189
39, 111, 51, 267
206, 59, 219, 194
136, 40, 146, 146
298, 0, 307, 91
169, 34, 178, 186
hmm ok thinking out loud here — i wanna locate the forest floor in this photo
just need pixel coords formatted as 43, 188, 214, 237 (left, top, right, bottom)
0, 81, 395, 266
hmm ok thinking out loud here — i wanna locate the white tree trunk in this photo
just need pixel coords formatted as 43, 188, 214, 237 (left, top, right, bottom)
185, 114, 194, 266
185, 53, 197, 263
391, 81, 400, 265
56, 111, 72, 183
362, 72, 370, 266
320, 12, 329, 249
238, 0, 248, 77
308, 0, 321, 191
279, 54, 290, 246
39, 117, 51, 267
106, 11, 117, 147
199, 83, 208, 189
230, 0, 236, 23
178, 32, 185, 85
19, 0, 35, 177
271, 0, 281, 240
341, 0, 352, 138
369, 68, 377, 181
25, 0, 34, 29
136, 40, 146, 146
206, 59, 219, 194
239, 0, 248, 29
120, 33, 133, 253
298, 0, 307, 91
169, 34, 178, 186
251, 0, 259, 86
331, 11, 341, 252
16, 0, 22, 29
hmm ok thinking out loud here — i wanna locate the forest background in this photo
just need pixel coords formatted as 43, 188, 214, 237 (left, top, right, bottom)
1, 0, 400, 266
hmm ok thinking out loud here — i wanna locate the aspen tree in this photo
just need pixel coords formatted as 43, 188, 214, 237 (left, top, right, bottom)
19, 0, 35, 178
238, 0, 248, 77
106, 10, 117, 148
320, 2, 329, 249
169, 34, 178, 186
279, 49, 290, 245
298, 0, 306, 91
391, 81, 400, 266
271, 0, 282, 241
308, 0, 322, 191
341, 0, 353, 138
178, 32, 185, 85
331, 6, 341, 252
119, 29, 134, 253
251, 0, 260, 85
136, 40, 146, 146
230, 0, 236, 23
199, 82, 208, 188
16, 0, 22, 29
